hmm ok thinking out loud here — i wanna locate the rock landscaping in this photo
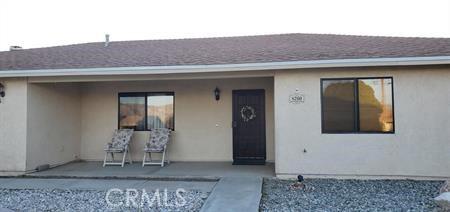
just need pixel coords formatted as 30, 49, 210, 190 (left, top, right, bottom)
0, 188, 208, 211
260, 178, 442, 211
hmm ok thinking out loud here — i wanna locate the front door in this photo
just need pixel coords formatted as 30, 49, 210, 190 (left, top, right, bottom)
232, 89, 266, 165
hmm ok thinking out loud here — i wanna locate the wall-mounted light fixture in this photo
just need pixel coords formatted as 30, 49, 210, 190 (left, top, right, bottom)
0, 83, 5, 103
214, 87, 220, 101
0, 83, 5, 97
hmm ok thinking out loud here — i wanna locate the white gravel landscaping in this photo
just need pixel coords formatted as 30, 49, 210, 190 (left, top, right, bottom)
260, 178, 442, 211
0, 188, 208, 211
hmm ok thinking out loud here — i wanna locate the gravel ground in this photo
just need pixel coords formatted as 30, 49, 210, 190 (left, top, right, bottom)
0, 188, 208, 211
260, 178, 443, 211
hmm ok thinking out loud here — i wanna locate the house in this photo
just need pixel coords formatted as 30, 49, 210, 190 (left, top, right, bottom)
0, 33, 449, 179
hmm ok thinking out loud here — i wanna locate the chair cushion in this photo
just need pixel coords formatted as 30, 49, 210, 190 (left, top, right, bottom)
107, 129, 134, 151
145, 128, 171, 152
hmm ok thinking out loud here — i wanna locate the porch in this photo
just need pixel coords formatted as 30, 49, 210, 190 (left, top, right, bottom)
2, 73, 276, 174
26, 161, 275, 179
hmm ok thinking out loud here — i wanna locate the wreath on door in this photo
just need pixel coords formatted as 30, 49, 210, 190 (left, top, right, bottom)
240, 105, 256, 122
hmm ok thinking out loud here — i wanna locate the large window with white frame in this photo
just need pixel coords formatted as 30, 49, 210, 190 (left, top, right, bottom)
321, 77, 394, 133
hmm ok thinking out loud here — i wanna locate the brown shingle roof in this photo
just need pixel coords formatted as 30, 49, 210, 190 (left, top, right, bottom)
1, 33, 450, 71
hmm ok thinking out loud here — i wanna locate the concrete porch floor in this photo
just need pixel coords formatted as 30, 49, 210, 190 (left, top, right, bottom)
25, 161, 275, 179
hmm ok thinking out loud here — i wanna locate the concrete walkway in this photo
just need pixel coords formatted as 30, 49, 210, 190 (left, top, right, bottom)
200, 177, 263, 212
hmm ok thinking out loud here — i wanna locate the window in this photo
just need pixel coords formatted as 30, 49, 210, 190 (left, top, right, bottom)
147, 94, 174, 130
119, 94, 146, 130
119, 92, 174, 130
321, 77, 394, 133
321, 79, 356, 132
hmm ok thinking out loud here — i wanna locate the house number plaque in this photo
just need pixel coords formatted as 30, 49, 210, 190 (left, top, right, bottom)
289, 93, 304, 104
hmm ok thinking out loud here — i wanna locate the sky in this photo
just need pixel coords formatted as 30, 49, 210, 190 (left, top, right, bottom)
0, 0, 449, 51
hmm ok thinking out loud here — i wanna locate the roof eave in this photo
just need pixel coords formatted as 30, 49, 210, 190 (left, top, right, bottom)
0, 56, 450, 78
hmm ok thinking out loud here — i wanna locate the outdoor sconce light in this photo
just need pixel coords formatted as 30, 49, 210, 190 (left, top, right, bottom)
214, 87, 220, 101
0, 83, 5, 102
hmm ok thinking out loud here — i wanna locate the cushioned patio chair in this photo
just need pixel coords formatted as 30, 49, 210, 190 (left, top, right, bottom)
142, 128, 171, 167
103, 129, 134, 167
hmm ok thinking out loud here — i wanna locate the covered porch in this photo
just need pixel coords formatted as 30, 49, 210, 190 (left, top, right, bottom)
15, 72, 275, 175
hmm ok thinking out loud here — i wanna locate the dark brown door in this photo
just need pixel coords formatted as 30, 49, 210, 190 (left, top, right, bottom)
232, 89, 266, 165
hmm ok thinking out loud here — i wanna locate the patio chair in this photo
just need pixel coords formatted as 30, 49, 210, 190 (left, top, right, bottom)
103, 129, 134, 167
142, 128, 171, 167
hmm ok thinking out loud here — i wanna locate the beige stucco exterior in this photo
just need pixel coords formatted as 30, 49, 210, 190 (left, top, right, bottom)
0, 80, 81, 173
26, 83, 81, 170
274, 66, 450, 179
0, 78, 28, 173
0, 66, 449, 179
80, 77, 274, 162
0, 75, 274, 173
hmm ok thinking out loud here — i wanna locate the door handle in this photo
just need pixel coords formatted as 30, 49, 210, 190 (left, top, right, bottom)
232, 121, 237, 128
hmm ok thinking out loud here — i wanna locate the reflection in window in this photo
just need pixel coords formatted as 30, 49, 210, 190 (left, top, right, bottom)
322, 80, 356, 132
147, 95, 174, 130
119, 92, 175, 131
321, 77, 394, 133
119, 96, 145, 130
358, 79, 393, 132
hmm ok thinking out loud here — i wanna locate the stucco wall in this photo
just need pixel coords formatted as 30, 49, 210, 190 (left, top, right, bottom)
80, 77, 274, 162
0, 78, 28, 173
26, 83, 81, 170
274, 67, 450, 178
